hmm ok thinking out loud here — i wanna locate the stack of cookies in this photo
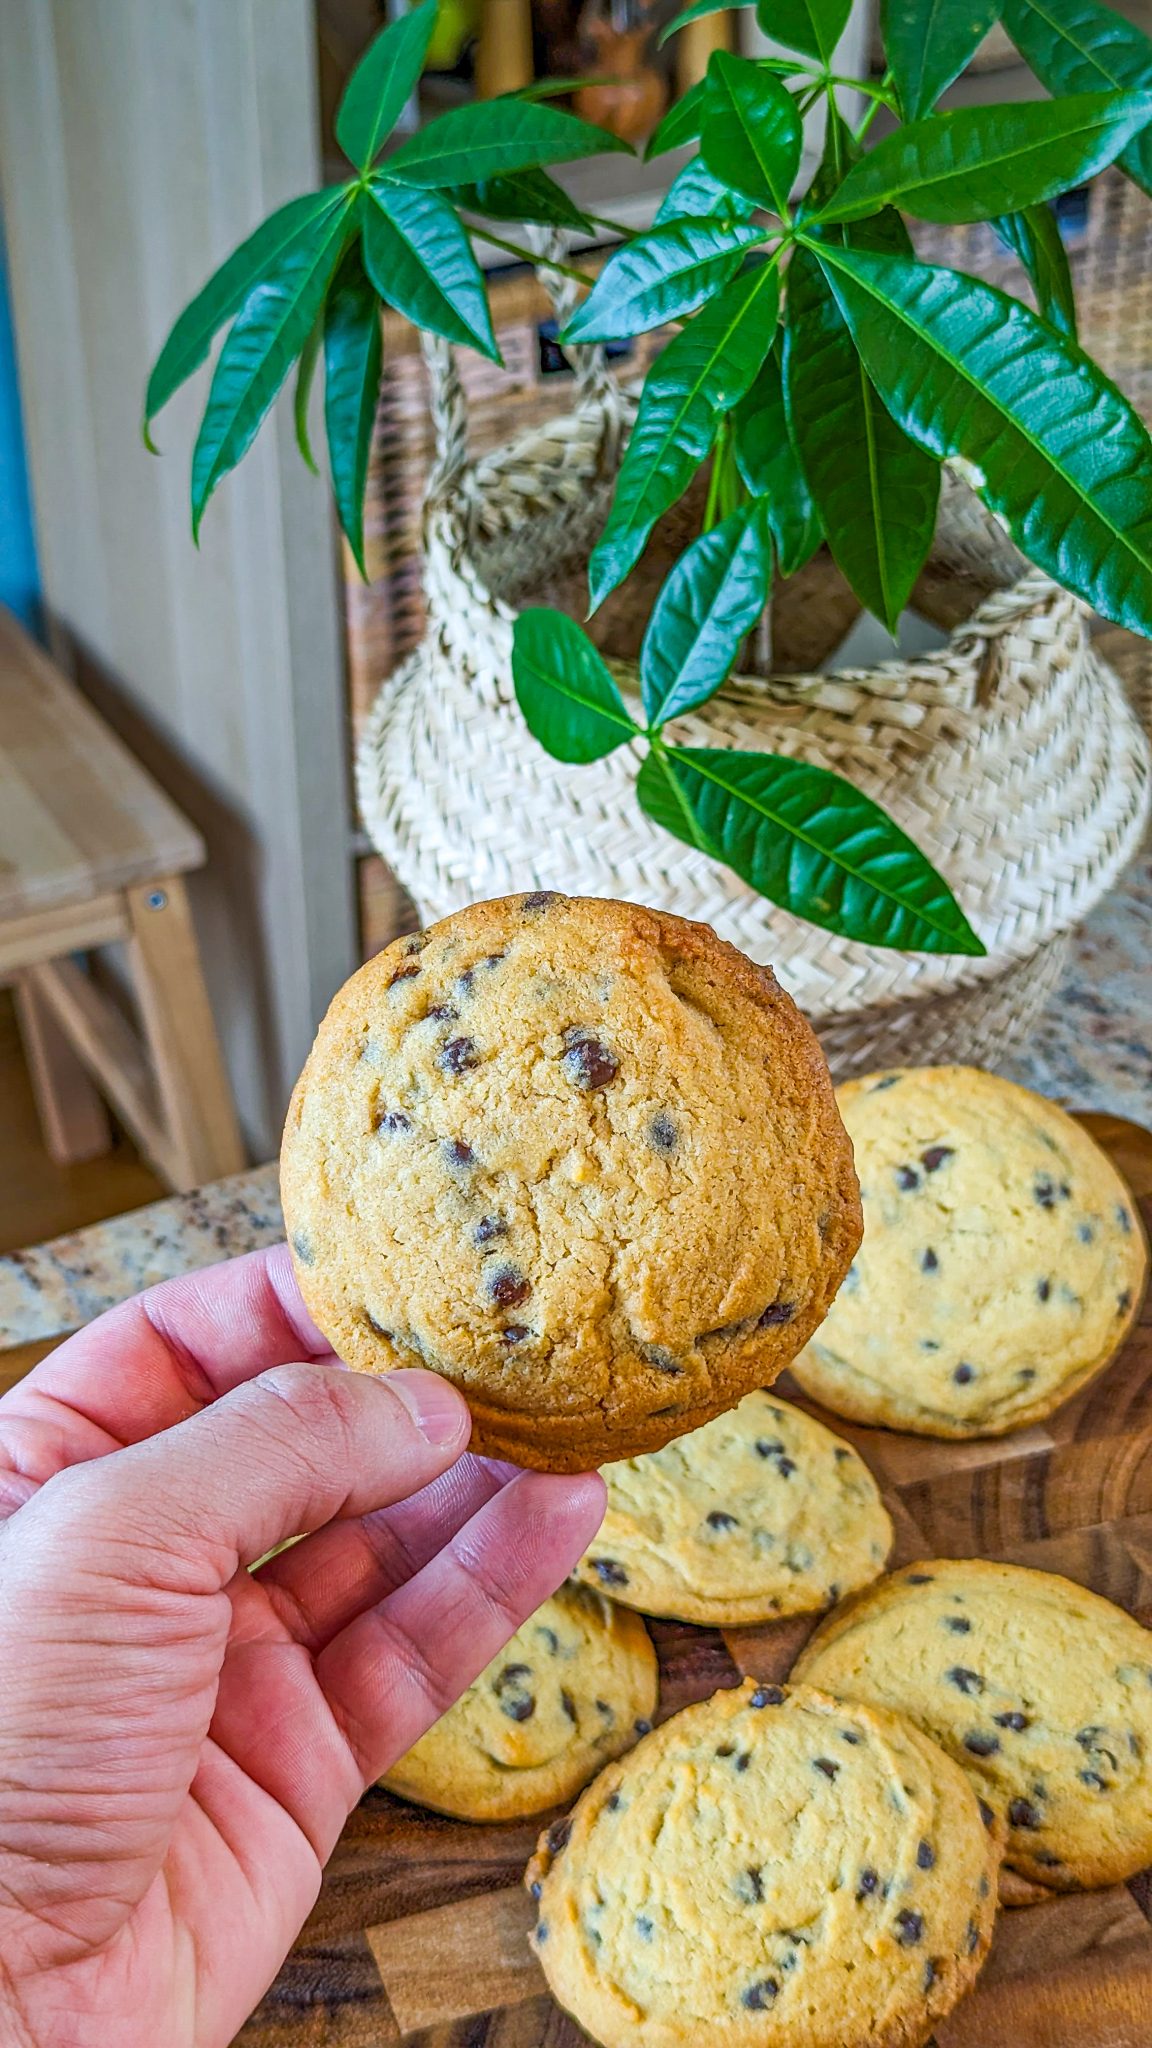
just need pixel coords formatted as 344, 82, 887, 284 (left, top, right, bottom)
281, 893, 1152, 2048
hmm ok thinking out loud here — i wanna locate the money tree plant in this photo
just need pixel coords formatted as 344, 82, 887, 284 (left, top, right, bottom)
147, 0, 1152, 958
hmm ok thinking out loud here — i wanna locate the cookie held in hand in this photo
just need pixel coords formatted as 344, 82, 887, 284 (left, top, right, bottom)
282, 893, 860, 1470
526, 1680, 1001, 2048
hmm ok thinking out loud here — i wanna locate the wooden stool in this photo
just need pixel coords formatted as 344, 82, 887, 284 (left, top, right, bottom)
0, 607, 245, 1192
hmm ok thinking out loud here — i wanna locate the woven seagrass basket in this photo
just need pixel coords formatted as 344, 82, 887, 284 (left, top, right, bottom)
356, 204, 1152, 1078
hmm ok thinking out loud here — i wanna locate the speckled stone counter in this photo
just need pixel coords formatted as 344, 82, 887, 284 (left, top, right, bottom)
2, 851, 1149, 1350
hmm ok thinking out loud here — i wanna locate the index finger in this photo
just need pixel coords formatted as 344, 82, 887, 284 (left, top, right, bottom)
0, 1244, 336, 1504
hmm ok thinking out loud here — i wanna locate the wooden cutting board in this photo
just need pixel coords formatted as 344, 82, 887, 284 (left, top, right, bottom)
235, 1111, 1152, 2048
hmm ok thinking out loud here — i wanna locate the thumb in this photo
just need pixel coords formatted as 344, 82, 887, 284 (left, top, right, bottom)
29, 1362, 470, 1593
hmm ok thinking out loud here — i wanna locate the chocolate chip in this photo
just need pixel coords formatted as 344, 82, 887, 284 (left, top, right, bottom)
390, 961, 421, 985
529, 1879, 542, 1900
1078, 1221, 1095, 1244
1008, 1797, 1042, 1829
1118, 1288, 1134, 1313
758, 1299, 796, 1327
496, 1662, 532, 1683
827, 1583, 841, 1604
546, 1818, 571, 1855
376, 1108, 413, 1135
917, 1840, 936, 1869
560, 1689, 577, 1724
605, 1791, 621, 1811
894, 1910, 924, 1946
502, 1695, 535, 1722
977, 1798, 995, 1830
634, 1717, 652, 1736
922, 1145, 955, 1173
490, 1264, 531, 1309
561, 1036, 618, 1090
923, 1958, 941, 1992
522, 891, 558, 913
994, 1710, 1030, 1731
921, 1248, 939, 1273
953, 1362, 976, 1385
426, 1002, 458, 1023
750, 1685, 785, 1707
856, 1868, 880, 1899
944, 1615, 971, 1634
474, 1215, 507, 1246
839, 1728, 861, 1745
896, 1165, 921, 1191
776, 1456, 796, 1478
403, 934, 427, 956
755, 1437, 785, 1458
1117, 1204, 1133, 1232
291, 1230, 314, 1265
1079, 1769, 1109, 1789
717, 1743, 736, 1758
870, 1075, 901, 1091
590, 1559, 628, 1587
535, 1922, 548, 1942
813, 1757, 839, 1781
965, 1918, 980, 1954
438, 1036, 478, 1074
640, 1344, 681, 1374
707, 1510, 738, 1531
1034, 1850, 1063, 1867
1037, 1277, 1052, 1302
648, 1111, 678, 1153
964, 1732, 1000, 1757
1035, 1178, 1057, 1208
906, 1572, 935, 1585
361, 1309, 392, 1340
1018, 1366, 1037, 1382
636, 1915, 653, 1939
741, 1980, 778, 2010
734, 1866, 764, 1904
502, 1325, 532, 1344
443, 1138, 475, 1169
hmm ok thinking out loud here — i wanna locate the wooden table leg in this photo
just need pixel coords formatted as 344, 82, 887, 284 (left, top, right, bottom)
476, 0, 534, 98
13, 972, 111, 1164
126, 877, 246, 1191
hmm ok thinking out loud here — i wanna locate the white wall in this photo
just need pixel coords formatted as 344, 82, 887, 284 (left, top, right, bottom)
0, 0, 357, 1158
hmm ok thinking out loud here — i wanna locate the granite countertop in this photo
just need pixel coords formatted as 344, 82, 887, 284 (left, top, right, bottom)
2, 852, 1150, 1352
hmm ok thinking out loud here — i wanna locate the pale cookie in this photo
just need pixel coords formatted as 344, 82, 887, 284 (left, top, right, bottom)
793, 1558, 1152, 1891
382, 1582, 657, 1822
790, 1065, 1147, 1437
574, 1391, 892, 1625
526, 1680, 1000, 2048
282, 893, 860, 1470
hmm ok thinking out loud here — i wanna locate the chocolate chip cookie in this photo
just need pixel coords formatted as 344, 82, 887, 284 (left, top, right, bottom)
282, 893, 860, 1470
525, 1679, 1000, 2048
574, 1391, 892, 1625
793, 1559, 1152, 1891
790, 1066, 1147, 1437
381, 1581, 656, 1822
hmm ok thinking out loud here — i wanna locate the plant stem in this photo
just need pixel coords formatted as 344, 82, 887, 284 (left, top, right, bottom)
467, 224, 597, 286
854, 70, 893, 143
584, 210, 639, 240
703, 418, 730, 533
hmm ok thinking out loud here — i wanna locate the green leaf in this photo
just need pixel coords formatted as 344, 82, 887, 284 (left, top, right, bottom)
1002, 0, 1152, 197
661, 0, 753, 44
813, 91, 1152, 226
323, 245, 382, 579
190, 195, 354, 538
785, 242, 938, 631
563, 220, 765, 344
365, 183, 498, 359
754, 0, 851, 64
589, 260, 781, 609
881, 0, 1002, 123
654, 158, 759, 224
646, 78, 708, 158
293, 314, 323, 474
811, 240, 1152, 635
335, 0, 439, 170
732, 343, 822, 574
385, 97, 630, 188
994, 203, 1076, 336
640, 744, 985, 952
641, 503, 771, 724
701, 52, 803, 212
512, 609, 638, 762
450, 168, 595, 233
145, 188, 347, 439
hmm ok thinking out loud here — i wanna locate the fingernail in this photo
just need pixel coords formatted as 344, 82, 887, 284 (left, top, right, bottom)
387, 1369, 469, 1448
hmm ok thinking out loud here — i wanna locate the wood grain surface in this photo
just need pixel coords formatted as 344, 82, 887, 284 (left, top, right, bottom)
228, 1112, 1152, 2043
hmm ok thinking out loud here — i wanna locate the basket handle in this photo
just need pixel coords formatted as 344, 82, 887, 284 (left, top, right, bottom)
422, 227, 624, 504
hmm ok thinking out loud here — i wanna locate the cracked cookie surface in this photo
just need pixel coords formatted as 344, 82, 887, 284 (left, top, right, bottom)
790, 1065, 1147, 1438
281, 893, 860, 1469
525, 1680, 1000, 2048
381, 1581, 656, 1821
793, 1558, 1152, 1892
575, 1391, 892, 1624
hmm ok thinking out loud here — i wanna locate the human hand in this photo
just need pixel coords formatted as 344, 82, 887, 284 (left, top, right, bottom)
0, 1244, 604, 2048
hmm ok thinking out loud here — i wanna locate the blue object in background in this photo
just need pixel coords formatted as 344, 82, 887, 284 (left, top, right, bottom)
0, 223, 40, 632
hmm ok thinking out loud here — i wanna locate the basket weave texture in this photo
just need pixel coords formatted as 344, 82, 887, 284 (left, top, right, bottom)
355, 182, 1152, 1077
